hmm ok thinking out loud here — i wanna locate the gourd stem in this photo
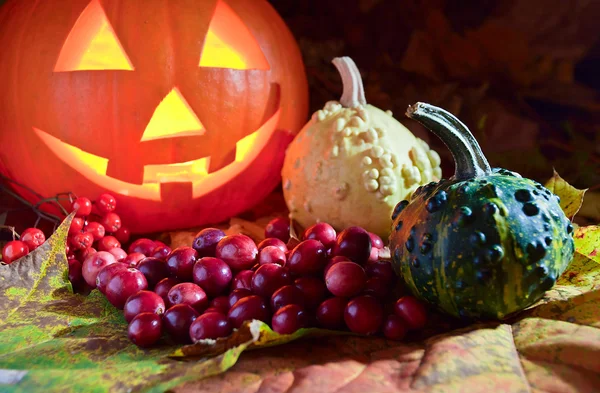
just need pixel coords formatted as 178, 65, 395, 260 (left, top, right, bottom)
406, 102, 491, 180
332, 57, 367, 108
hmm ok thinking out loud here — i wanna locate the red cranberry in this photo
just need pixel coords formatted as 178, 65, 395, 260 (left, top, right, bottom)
332, 226, 372, 264
150, 245, 171, 260
215, 235, 258, 271
84, 221, 105, 241
316, 297, 347, 329
294, 277, 327, 311
96, 262, 128, 293
95, 193, 117, 214
82, 251, 117, 287
251, 264, 291, 298
167, 283, 208, 313
363, 277, 390, 299
264, 217, 290, 242
72, 197, 92, 217
100, 212, 121, 233
323, 256, 351, 277
304, 222, 337, 248
231, 270, 253, 290
193, 257, 232, 297
365, 261, 396, 286
287, 240, 327, 275
227, 295, 270, 328
258, 245, 286, 266
137, 257, 170, 289
192, 228, 226, 257
75, 247, 96, 263
154, 277, 180, 307
108, 247, 127, 262
97, 236, 121, 252
325, 261, 366, 297
257, 238, 287, 253
271, 304, 308, 335
128, 312, 162, 348
270, 285, 305, 311
166, 247, 198, 281
105, 268, 148, 309
189, 312, 232, 341
128, 238, 157, 256
163, 304, 198, 343
228, 288, 253, 308
394, 296, 428, 330
20, 228, 45, 251
68, 217, 84, 236
344, 295, 383, 335
368, 232, 384, 249
383, 314, 408, 340
123, 252, 146, 268
68, 258, 84, 289
123, 290, 166, 322
210, 296, 230, 313
72, 232, 94, 250
114, 226, 131, 244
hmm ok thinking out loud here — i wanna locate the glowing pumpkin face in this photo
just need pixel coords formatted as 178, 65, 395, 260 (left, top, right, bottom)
0, 0, 308, 233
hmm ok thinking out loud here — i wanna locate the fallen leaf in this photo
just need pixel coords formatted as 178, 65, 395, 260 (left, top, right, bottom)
544, 170, 588, 220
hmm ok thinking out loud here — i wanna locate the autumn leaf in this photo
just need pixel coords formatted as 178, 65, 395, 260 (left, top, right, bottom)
0, 217, 262, 392
544, 170, 587, 220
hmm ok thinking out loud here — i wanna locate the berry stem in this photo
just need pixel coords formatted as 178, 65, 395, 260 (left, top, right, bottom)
332, 57, 367, 108
0, 225, 19, 240
406, 102, 491, 180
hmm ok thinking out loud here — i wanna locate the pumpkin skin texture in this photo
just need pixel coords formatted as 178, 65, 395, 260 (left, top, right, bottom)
0, 0, 308, 233
389, 103, 574, 320
282, 58, 441, 239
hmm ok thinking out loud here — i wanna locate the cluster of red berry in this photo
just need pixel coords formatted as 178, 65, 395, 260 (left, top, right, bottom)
1, 227, 46, 264
65, 193, 133, 289
83, 215, 428, 348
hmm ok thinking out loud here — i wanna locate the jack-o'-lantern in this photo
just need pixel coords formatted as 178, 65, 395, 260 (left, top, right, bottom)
0, 0, 308, 233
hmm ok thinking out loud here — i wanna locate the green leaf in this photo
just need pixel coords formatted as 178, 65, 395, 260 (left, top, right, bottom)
0, 216, 258, 392
544, 170, 588, 219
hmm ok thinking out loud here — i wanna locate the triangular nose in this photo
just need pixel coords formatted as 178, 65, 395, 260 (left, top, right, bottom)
141, 88, 204, 142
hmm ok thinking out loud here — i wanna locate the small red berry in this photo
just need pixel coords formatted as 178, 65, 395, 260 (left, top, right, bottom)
114, 226, 131, 244
97, 236, 121, 251
2, 240, 29, 264
68, 217, 84, 236
20, 228, 45, 251
84, 221, 105, 241
394, 296, 428, 330
100, 212, 121, 233
72, 197, 92, 217
72, 232, 94, 250
96, 193, 117, 214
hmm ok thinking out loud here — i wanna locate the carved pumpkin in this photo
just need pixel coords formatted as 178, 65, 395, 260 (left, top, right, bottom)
0, 0, 308, 233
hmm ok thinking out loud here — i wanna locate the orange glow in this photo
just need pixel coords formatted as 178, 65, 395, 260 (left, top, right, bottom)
54, 0, 133, 72
143, 157, 210, 183
141, 88, 204, 142
199, 0, 269, 70
33, 108, 281, 200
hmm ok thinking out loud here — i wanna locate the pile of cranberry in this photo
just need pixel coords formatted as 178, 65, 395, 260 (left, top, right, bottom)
1, 193, 130, 267
79, 213, 428, 348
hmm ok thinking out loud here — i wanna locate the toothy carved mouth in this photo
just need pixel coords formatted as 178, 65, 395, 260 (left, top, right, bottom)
34, 108, 280, 201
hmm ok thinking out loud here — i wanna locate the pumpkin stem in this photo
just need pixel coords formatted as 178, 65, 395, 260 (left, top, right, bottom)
332, 57, 367, 108
406, 102, 491, 180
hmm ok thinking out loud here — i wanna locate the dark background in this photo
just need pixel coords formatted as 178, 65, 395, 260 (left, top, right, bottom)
268, 0, 600, 190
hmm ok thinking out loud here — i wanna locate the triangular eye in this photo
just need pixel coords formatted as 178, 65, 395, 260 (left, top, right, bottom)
199, 0, 270, 70
54, 0, 133, 72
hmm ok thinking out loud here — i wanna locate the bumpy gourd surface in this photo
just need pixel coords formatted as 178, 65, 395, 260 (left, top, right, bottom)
282, 101, 441, 238
389, 168, 575, 320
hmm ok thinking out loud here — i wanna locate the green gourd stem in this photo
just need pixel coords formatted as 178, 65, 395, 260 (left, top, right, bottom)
406, 102, 491, 180
332, 57, 366, 108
